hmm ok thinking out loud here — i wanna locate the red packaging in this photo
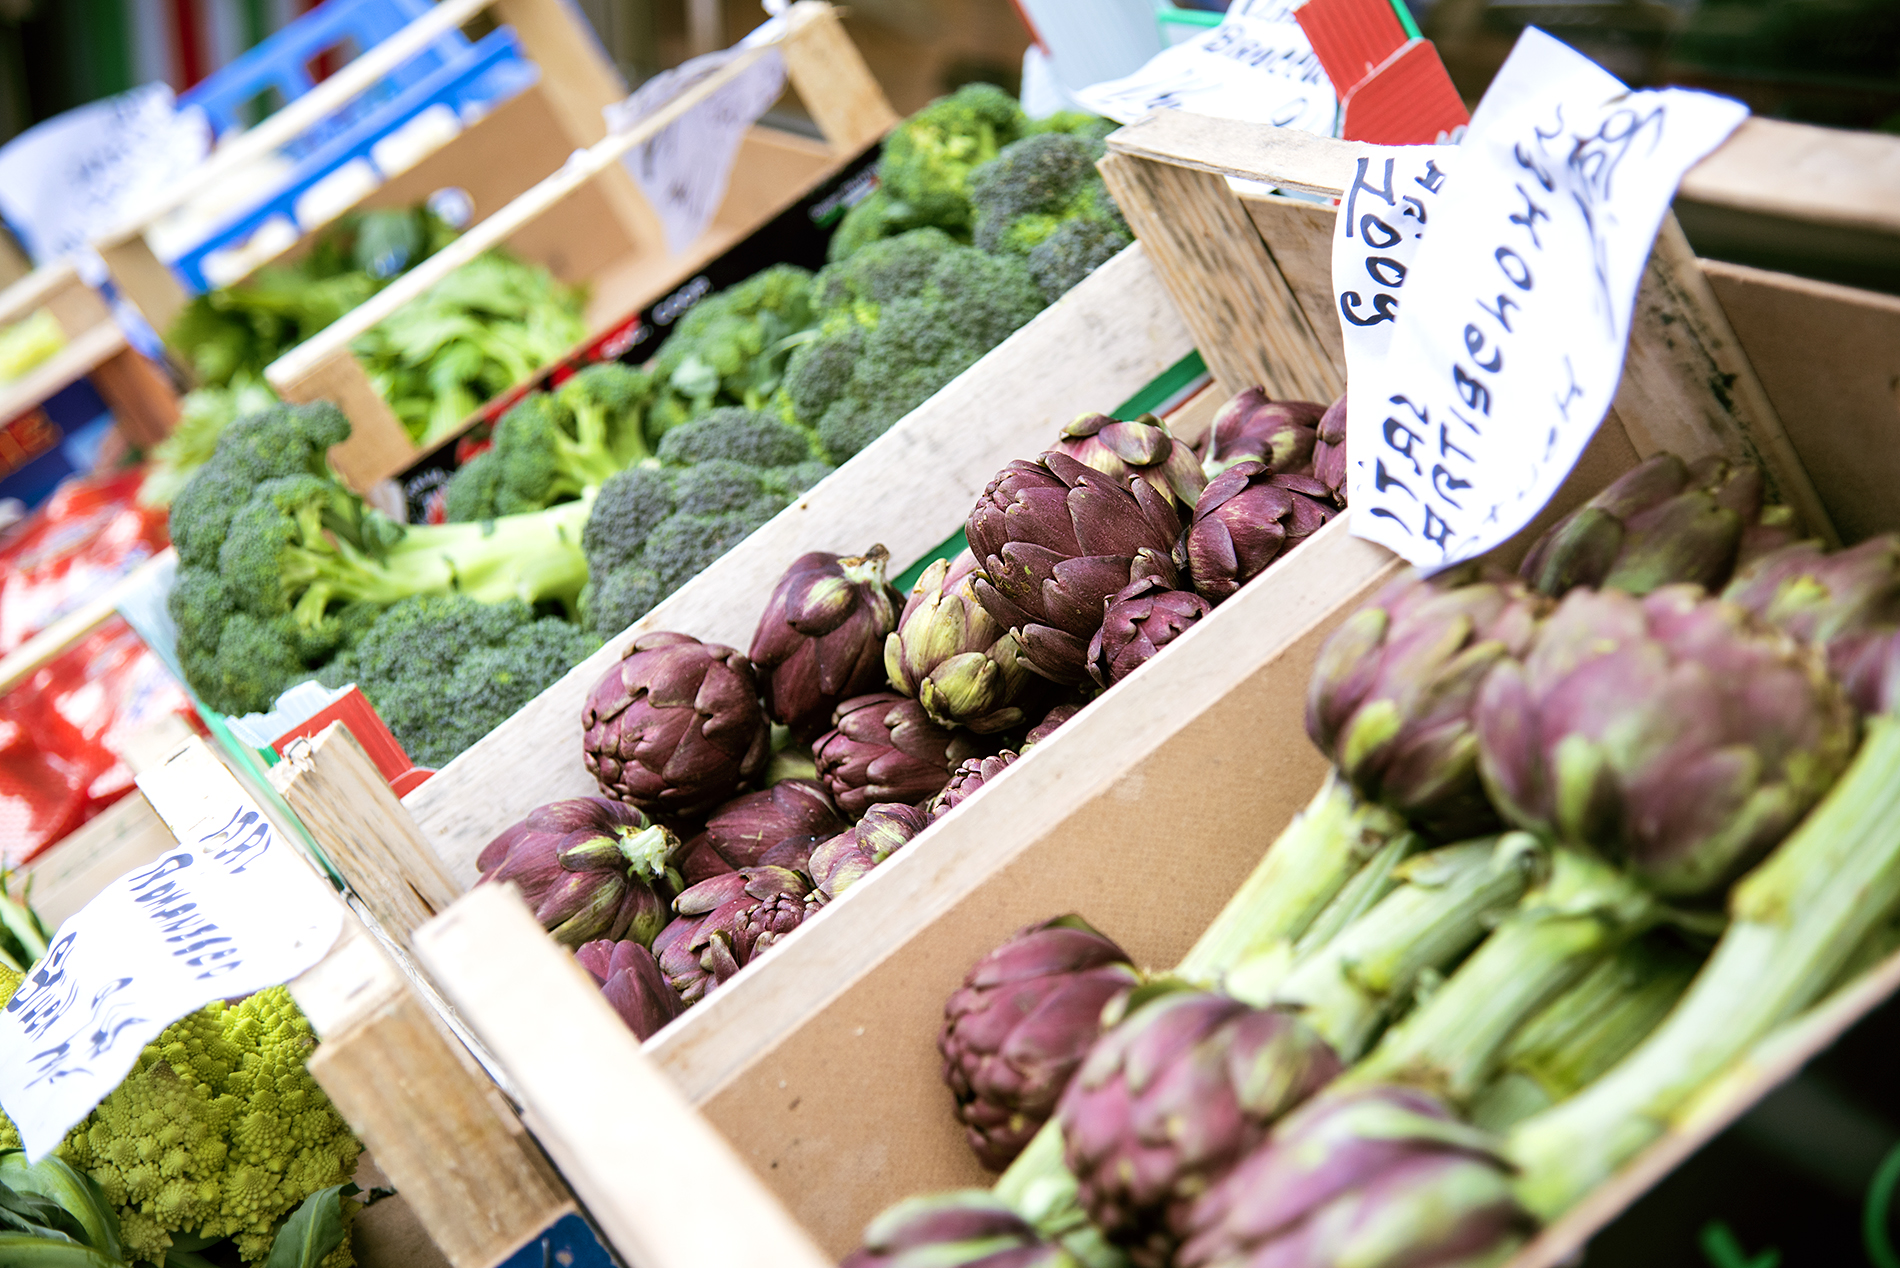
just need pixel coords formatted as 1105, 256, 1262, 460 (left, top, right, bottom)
0, 468, 170, 654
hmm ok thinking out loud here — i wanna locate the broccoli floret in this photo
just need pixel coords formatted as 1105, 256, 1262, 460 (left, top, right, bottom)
645, 265, 818, 430
969, 131, 1131, 303
583, 565, 668, 640
654, 407, 815, 468
479, 370, 654, 518
0, 987, 363, 1266
558, 361, 655, 468
827, 188, 900, 262
762, 459, 834, 498
879, 84, 1028, 236
1028, 111, 1118, 145
793, 243, 1045, 459
167, 401, 352, 569
443, 446, 503, 523
643, 502, 785, 592
812, 228, 959, 316
673, 459, 776, 516
782, 321, 863, 424
168, 405, 595, 715
583, 466, 679, 574
320, 594, 598, 768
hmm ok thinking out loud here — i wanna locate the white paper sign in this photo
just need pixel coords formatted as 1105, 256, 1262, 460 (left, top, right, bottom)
1343, 29, 1747, 567
0, 84, 210, 265
0, 798, 341, 1159
1074, 0, 1336, 135
1332, 146, 1458, 381
609, 47, 789, 255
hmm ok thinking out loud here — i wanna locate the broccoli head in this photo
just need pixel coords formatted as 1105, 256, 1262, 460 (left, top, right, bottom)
442, 446, 503, 523
168, 404, 595, 715
879, 83, 1028, 235
810, 228, 958, 318
642, 503, 785, 592
0, 988, 363, 1266
320, 594, 599, 768
645, 264, 818, 432
969, 131, 1131, 302
168, 401, 352, 569
654, 407, 816, 468
793, 242, 1045, 460
583, 465, 679, 573
470, 375, 653, 519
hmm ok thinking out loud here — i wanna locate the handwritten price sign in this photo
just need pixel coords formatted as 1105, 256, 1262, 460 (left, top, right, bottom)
1076, 0, 1336, 134
0, 791, 340, 1159
1340, 29, 1747, 568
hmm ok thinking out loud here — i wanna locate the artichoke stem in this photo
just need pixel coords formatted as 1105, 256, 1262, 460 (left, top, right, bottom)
1510, 717, 1900, 1220
1469, 937, 1700, 1132
1341, 848, 1662, 1106
994, 1124, 1128, 1268
1272, 834, 1546, 1064
1177, 773, 1408, 988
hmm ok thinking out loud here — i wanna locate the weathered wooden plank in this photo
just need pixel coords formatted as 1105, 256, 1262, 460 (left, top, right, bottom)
1099, 153, 1341, 402
415, 884, 833, 1268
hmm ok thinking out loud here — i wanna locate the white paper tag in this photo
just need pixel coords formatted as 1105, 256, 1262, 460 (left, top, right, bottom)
1343, 29, 1747, 568
609, 48, 789, 255
0, 794, 341, 1159
1332, 146, 1457, 386
1075, 0, 1336, 134
0, 84, 210, 265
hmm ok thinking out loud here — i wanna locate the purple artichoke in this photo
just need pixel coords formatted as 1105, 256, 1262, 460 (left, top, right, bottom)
806, 802, 931, 899
940, 915, 1141, 1170
1057, 990, 1345, 1266
1518, 452, 1799, 598
1024, 702, 1082, 747
575, 938, 684, 1040
1186, 463, 1338, 603
655, 864, 822, 1003
967, 451, 1183, 685
886, 552, 1034, 734
1055, 412, 1208, 509
813, 692, 988, 816
1305, 566, 1549, 840
1312, 393, 1348, 506
582, 632, 771, 820
749, 546, 902, 740
842, 1192, 1074, 1268
1202, 388, 1326, 479
679, 779, 847, 871
1476, 584, 1857, 896
926, 751, 1019, 821
1089, 578, 1211, 687
1177, 1087, 1530, 1268
475, 797, 677, 949
1723, 534, 1900, 716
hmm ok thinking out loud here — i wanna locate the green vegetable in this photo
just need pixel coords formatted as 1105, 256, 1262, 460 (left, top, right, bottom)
353, 250, 588, 446
642, 265, 818, 435
0, 309, 66, 384
442, 362, 655, 521
0, 972, 362, 1268
969, 131, 1132, 303
874, 83, 1028, 240
319, 594, 598, 769
168, 401, 592, 715
784, 228, 1043, 461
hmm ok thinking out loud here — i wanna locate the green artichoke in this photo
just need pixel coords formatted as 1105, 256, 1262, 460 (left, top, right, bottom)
1200, 387, 1325, 480
1305, 566, 1548, 840
885, 552, 1034, 733
1518, 452, 1798, 598
842, 1191, 1079, 1268
750, 546, 903, 741
474, 797, 678, 949
1723, 534, 1900, 716
1054, 412, 1206, 510
1475, 584, 1857, 896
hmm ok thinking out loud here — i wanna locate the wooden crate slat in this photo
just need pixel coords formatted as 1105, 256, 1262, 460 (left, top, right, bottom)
1678, 116, 1900, 237
399, 240, 1195, 885
492, 0, 629, 149
1098, 153, 1342, 402
1701, 259, 1900, 545
414, 883, 834, 1268
274, 723, 461, 951
1239, 193, 1347, 373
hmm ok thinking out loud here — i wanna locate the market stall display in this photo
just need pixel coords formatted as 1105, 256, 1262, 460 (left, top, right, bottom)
376, 110, 1900, 1268
265, 1, 897, 490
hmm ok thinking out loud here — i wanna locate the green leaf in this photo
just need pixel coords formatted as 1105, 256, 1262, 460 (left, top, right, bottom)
0, 1230, 126, 1266
263, 1183, 358, 1268
0, 1152, 122, 1261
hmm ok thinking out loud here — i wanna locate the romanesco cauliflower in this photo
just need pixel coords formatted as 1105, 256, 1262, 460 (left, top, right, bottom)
0, 976, 361, 1267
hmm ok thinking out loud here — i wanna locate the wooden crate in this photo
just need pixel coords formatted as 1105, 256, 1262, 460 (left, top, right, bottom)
379, 113, 1900, 1268
92, 0, 630, 341
0, 262, 178, 449
263, 0, 896, 491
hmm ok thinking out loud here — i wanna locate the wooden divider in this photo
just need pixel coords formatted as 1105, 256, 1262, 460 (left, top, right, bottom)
265, 1, 896, 491
95, 0, 627, 335
0, 262, 178, 444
